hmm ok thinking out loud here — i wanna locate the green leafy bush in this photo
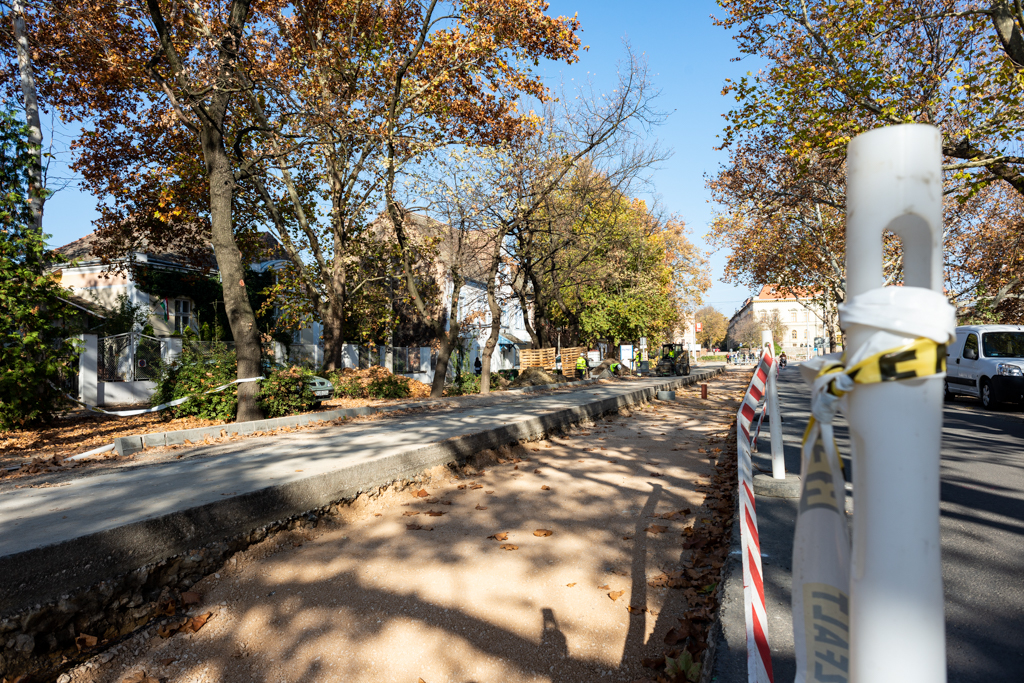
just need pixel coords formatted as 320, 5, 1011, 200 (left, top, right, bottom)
445, 372, 480, 396
0, 110, 77, 430
331, 375, 365, 399
258, 366, 317, 417
366, 373, 411, 399
153, 342, 238, 421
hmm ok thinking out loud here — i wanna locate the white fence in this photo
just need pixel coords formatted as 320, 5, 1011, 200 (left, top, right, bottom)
79, 333, 181, 407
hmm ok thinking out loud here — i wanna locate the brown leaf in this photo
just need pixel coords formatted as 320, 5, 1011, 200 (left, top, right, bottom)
566, 582, 576, 587
374, 513, 383, 517
406, 524, 433, 531
185, 612, 212, 633
425, 498, 439, 503
75, 633, 98, 650
470, 484, 484, 490
485, 490, 495, 494
540, 485, 551, 491
598, 584, 610, 590
403, 511, 420, 516
457, 484, 467, 490
124, 672, 159, 683
646, 525, 668, 534
159, 658, 176, 666
664, 619, 695, 645
500, 544, 519, 551
475, 505, 488, 510
609, 590, 625, 601
533, 529, 553, 537
626, 605, 646, 614
413, 489, 430, 498
424, 510, 445, 517
488, 532, 509, 541
440, 500, 452, 505
533, 469, 542, 474
622, 536, 632, 541
513, 465, 519, 470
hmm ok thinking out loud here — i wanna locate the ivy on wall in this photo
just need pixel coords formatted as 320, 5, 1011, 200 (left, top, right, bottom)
133, 266, 279, 341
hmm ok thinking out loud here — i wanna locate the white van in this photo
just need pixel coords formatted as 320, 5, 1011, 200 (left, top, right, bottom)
946, 325, 1024, 408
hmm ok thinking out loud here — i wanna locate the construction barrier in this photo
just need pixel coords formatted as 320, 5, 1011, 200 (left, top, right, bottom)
736, 348, 776, 683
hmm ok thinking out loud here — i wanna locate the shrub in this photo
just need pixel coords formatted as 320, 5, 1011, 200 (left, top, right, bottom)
153, 342, 238, 421
445, 372, 480, 396
258, 366, 317, 417
333, 375, 365, 399
366, 373, 410, 399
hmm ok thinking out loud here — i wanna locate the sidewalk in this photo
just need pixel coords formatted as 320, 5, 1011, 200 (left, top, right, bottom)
0, 371, 722, 619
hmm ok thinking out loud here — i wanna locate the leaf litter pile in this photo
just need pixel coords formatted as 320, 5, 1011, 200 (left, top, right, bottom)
54, 369, 745, 683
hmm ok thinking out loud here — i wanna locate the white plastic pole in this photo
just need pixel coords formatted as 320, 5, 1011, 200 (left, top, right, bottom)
845, 124, 946, 683
760, 330, 785, 479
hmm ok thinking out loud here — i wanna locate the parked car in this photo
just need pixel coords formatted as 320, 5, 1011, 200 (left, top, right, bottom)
946, 325, 1024, 408
308, 375, 333, 401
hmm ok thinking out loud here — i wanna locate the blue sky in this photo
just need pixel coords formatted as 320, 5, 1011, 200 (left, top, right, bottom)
41, 0, 755, 318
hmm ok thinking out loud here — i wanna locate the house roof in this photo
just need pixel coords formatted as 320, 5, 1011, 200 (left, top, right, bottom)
372, 210, 501, 283
754, 285, 819, 301
56, 229, 287, 271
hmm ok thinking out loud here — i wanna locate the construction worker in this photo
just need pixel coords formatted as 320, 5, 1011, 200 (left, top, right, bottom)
575, 353, 588, 379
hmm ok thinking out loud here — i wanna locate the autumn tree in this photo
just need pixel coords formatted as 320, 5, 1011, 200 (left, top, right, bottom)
695, 306, 728, 349
712, 0, 1024, 320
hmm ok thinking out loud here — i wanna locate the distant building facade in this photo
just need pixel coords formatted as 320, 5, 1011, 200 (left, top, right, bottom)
728, 285, 831, 357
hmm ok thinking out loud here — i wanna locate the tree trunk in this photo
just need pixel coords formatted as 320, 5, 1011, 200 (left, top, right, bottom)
430, 276, 463, 397
204, 133, 264, 422
479, 229, 508, 395
11, 0, 44, 236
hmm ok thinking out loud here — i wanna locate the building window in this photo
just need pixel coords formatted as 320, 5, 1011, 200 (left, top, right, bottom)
791, 309, 798, 322
791, 329, 798, 340
804, 310, 810, 322
804, 329, 808, 338
174, 299, 192, 334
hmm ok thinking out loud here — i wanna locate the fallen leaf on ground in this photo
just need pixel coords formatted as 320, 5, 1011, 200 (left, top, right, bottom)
609, 590, 625, 601
488, 532, 509, 541
413, 489, 430, 498
566, 583, 576, 587
622, 536, 632, 540
540, 485, 551, 491
500, 544, 518, 551
124, 672, 159, 683
485, 490, 495, 494
426, 498, 439, 503
598, 584, 610, 590
185, 612, 212, 633
75, 633, 97, 650
159, 657, 176, 666
440, 500, 452, 505
646, 525, 668, 534
181, 590, 201, 605
649, 472, 664, 477
470, 484, 484, 490
424, 510, 445, 517
533, 529, 553, 537
402, 511, 420, 516
627, 605, 646, 614
533, 469, 542, 474
475, 505, 488, 510
374, 513, 382, 517
406, 524, 433, 531
457, 484, 466, 490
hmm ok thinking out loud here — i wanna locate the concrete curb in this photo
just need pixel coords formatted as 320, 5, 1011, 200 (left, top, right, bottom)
112, 378, 607, 456
1, 369, 723, 621
753, 472, 802, 498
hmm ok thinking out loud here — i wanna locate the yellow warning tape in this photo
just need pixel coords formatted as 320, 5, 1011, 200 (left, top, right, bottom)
802, 336, 948, 467
822, 337, 947, 397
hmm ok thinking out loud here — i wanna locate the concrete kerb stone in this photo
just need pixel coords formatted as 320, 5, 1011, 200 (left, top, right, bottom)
3, 367, 724, 624
108, 377, 623, 458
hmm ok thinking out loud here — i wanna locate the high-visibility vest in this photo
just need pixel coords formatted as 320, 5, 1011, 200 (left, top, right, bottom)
576, 355, 587, 370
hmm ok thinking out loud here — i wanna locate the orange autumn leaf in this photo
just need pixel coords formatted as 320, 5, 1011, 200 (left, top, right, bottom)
413, 489, 430, 498
533, 529, 553, 537
609, 590, 625, 601
488, 532, 509, 541
500, 544, 519, 551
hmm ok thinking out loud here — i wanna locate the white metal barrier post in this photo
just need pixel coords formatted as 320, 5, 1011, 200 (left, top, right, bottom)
845, 124, 950, 683
760, 330, 785, 479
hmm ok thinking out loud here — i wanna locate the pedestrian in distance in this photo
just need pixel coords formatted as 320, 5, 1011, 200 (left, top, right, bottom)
474, 357, 482, 375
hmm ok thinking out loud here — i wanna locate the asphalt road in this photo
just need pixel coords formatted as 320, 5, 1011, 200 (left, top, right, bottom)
714, 364, 1024, 681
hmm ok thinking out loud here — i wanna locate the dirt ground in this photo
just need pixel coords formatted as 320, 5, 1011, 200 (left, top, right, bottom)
54, 371, 745, 683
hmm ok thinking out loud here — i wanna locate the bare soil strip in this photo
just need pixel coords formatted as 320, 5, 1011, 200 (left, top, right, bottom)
56, 372, 745, 683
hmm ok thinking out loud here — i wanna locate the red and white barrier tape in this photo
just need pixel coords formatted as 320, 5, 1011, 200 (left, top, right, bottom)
736, 350, 775, 683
